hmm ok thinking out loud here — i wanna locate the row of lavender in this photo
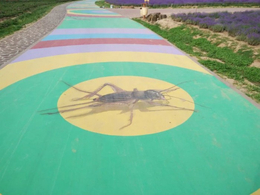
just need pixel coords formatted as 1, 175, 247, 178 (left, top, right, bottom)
106, 0, 260, 6
171, 11, 260, 45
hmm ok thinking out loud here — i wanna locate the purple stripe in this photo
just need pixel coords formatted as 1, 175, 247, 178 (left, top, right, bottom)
91, 11, 113, 13
12, 44, 185, 63
50, 28, 154, 35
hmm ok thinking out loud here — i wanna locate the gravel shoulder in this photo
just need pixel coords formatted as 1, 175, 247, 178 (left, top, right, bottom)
0, 2, 72, 67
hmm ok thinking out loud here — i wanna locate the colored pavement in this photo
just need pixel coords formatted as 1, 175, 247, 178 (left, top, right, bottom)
0, 1, 260, 195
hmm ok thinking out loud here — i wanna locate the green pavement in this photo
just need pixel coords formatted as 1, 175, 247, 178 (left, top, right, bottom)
0, 1, 260, 195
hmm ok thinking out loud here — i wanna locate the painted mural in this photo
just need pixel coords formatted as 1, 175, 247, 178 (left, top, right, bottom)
40, 77, 196, 135
0, 0, 260, 194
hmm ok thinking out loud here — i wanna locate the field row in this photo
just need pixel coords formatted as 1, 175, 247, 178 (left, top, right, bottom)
134, 18, 260, 102
172, 11, 260, 45
106, 0, 260, 6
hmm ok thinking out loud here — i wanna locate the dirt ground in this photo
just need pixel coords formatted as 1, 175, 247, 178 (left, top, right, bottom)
144, 17, 260, 103
155, 17, 260, 66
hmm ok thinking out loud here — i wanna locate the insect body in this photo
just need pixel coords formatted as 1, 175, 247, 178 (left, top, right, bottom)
94, 89, 165, 103
41, 82, 196, 129
94, 91, 134, 102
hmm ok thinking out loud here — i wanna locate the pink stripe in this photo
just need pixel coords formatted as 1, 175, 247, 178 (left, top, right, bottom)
67, 14, 123, 18
50, 28, 154, 35
32, 38, 171, 49
13, 45, 184, 62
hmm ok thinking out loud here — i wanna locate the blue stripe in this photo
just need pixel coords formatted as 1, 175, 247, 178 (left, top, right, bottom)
73, 10, 118, 15
43, 34, 162, 41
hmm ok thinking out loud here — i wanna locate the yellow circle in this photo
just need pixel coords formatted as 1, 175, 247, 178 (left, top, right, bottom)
58, 76, 195, 136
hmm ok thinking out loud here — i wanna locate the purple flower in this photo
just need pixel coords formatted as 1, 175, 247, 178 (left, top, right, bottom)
106, 0, 260, 5
247, 32, 260, 45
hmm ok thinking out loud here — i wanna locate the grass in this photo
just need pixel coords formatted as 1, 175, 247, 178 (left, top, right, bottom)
95, 0, 113, 8
133, 18, 260, 103
0, 0, 77, 39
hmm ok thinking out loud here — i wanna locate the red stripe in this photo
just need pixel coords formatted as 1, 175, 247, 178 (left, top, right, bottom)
32, 38, 171, 49
67, 14, 123, 18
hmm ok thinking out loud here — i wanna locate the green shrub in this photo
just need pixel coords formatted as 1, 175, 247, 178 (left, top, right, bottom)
185, 19, 193, 24
236, 35, 247, 41
247, 35, 260, 46
210, 24, 225, 32
174, 17, 183, 22
198, 22, 208, 28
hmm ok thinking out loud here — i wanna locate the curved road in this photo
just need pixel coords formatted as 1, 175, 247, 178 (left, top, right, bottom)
0, 1, 260, 195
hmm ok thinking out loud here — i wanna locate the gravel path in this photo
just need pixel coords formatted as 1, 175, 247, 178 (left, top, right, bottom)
110, 7, 260, 18
0, 2, 72, 67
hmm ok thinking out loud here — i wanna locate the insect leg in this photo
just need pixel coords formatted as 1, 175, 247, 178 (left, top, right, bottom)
41, 103, 103, 115
120, 99, 139, 129
38, 101, 95, 112
67, 101, 131, 119
61, 80, 100, 96
73, 83, 125, 101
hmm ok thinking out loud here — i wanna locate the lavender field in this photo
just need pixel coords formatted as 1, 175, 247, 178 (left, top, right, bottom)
171, 10, 260, 45
106, 0, 260, 6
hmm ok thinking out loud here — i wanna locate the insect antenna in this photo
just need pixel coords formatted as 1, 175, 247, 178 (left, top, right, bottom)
159, 80, 194, 94
166, 95, 208, 108
161, 87, 180, 94
163, 94, 173, 100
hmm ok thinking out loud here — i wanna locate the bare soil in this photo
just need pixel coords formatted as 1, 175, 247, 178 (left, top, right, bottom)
155, 17, 182, 29
152, 17, 260, 103
251, 59, 260, 68
156, 17, 260, 64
